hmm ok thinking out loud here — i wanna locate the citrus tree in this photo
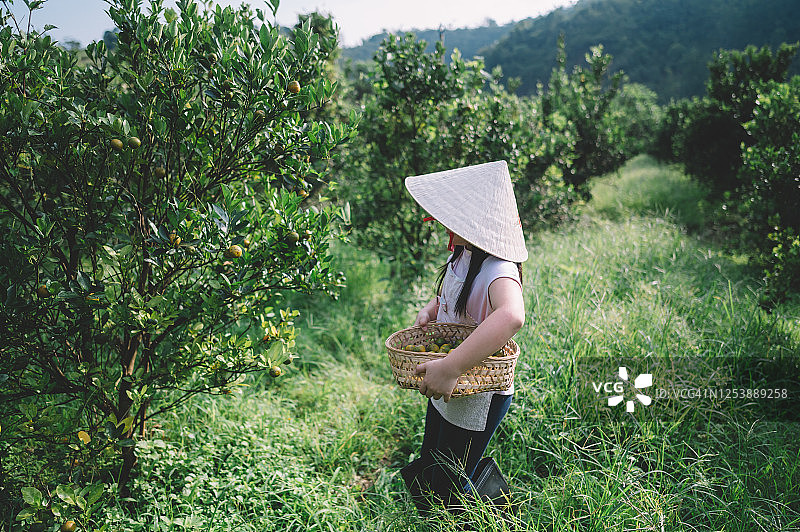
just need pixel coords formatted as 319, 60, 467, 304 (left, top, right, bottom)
0, 0, 354, 520
537, 35, 626, 199
655, 43, 799, 194
740, 77, 800, 300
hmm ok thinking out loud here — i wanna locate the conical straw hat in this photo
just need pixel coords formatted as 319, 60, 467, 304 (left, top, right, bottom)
404, 161, 528, 263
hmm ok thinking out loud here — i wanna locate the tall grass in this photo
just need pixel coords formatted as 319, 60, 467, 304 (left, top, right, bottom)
589, 155, 711, 231
101, 157, 800, 531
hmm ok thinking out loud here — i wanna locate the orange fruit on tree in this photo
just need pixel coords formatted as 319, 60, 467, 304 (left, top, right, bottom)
37, 284, 50, 298
288, 80, 301, 94
61, 520, 77, 532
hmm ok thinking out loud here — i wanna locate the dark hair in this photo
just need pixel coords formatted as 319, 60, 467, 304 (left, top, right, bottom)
435, 246, 523, 318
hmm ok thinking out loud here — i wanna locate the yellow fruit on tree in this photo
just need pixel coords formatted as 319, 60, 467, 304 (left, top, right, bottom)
127, 137, 141, 149
223, 245, 242, 258
61, 520, 77, 532
288, 80, 301, 94
154, 167, 167, 179
269, 365, 282, 377
110, 138, 124, 151
169, 231, 181, 246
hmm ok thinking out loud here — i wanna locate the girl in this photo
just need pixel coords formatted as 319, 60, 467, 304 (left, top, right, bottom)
400, 160, 527, 512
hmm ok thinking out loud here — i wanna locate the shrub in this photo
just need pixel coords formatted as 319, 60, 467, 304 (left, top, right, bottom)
537, 35, 626, 198
606, 83, 663, 158
740, 78, 800, 300
659, 43, 799, 195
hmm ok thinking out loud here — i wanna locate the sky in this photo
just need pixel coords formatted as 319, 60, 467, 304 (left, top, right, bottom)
4, 0, 577, 48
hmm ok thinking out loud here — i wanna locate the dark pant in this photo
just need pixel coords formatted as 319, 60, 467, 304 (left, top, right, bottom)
405, 393, 512, 508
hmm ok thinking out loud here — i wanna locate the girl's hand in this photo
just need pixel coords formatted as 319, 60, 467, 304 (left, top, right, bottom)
413, 297, 438, 331
415, 357, 461, 402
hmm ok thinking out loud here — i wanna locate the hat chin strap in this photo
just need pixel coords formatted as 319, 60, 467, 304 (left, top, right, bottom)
423, 216, 456, 252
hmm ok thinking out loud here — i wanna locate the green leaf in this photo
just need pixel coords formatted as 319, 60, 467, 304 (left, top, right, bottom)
21, 487, 42, 507
76, 271, 90, 292
15, 508, 35, 521
85, 484, 104, 506
55, 484, 76, 506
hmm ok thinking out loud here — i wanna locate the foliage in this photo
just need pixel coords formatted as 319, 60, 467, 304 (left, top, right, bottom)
707, 43, 799, 120
649, 98, 692, 164
536, 35, 626, 198
740, 78, 800, 299
0, 0, 353, 520
340, 20, 516, 64
668, 96, 744, 194
678, 44, 798, 195
337, 33, 533, 279
654, 43, 799, 195
481, 0, 800, 102
651, 43, 800, 302
605, 83, 663, 158
339, 33, 658, 276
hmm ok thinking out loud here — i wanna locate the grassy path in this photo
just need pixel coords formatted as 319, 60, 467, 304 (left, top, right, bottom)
109, 157, 800, 531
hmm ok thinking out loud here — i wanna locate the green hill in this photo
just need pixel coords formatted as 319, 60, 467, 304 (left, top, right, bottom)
341, 0, 800, 102
481, 0, 800, 101
340, 21, 515, 63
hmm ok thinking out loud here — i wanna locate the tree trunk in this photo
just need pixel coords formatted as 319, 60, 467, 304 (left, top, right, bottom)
118, 445, 137, 499
116, 334, 141, 496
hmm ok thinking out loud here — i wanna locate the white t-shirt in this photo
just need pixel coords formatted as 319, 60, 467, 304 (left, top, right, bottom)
458, 253, 522, 323
430, 249, 521, 431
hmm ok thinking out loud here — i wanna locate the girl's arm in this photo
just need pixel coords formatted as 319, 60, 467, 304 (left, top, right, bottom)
413, 296, 439, 331
415, 277, 524, 402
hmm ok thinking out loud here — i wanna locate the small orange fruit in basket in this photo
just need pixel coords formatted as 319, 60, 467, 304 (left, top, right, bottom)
386, 322, 519, 397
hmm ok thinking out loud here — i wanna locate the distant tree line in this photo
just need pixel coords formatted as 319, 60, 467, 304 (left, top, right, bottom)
341, 0, 800, 103
482, 0, 800, 102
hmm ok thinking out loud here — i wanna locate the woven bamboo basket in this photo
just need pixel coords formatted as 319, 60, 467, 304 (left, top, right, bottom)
385, 322, 519, 397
